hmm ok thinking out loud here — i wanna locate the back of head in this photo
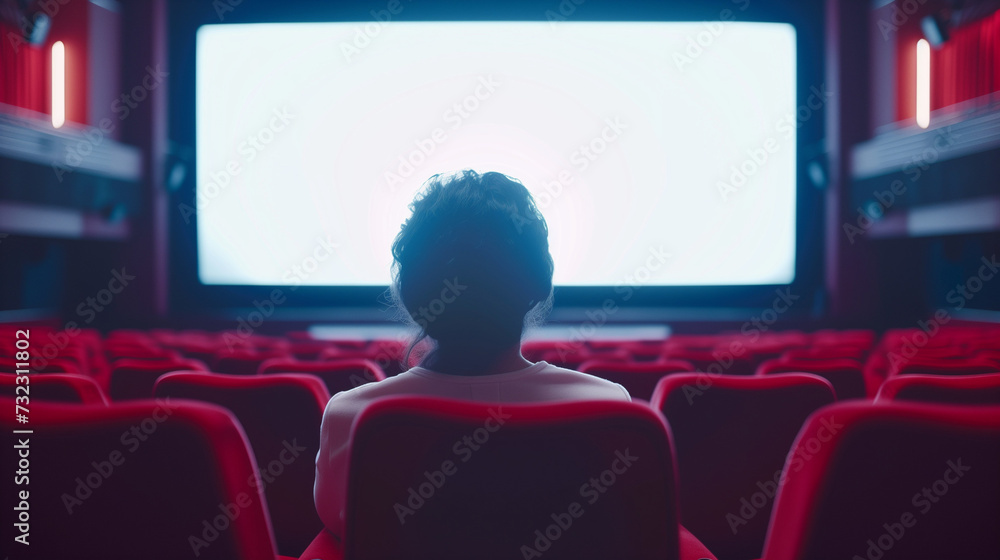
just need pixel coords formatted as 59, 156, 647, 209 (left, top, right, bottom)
391, 170, 554, 358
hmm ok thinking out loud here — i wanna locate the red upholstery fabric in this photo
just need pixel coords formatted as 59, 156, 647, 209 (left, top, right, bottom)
756, 358, 869, 399
892, 356, 1000, 377
154, 372, 330, 557
876, 373, 1000, 405
761, 402, 1000, 560
0, 372, 107, 404
108, 358, 208, 400
780, 346, 867, 360
661, 349, 756, 375
106, 344, 181, 361
213, 349, 291, 376
578, 359, 695, 401
341, 397, 688, 560
298, 528, 343, 560
651, 373, 836, 560
0, 356, 81, 374
298, 525, 718, 560
258, 358, 385, 395
0, 398, 278, 559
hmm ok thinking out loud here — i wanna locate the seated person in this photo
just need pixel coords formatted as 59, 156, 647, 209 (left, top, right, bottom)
313, 170, 629, 540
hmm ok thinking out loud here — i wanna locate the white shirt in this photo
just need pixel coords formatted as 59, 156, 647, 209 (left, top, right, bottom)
313, 360, 630, 537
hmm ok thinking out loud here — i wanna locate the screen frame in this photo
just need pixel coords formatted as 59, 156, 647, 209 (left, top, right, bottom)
167, 0, 826, 318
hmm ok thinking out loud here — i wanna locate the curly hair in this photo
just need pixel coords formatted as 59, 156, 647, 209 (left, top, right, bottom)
390, 170, 554, 363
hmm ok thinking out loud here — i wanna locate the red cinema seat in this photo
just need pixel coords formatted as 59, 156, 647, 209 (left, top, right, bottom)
662, 349, 756, 375
0, 356, 81, 374
780, 345, 868, 361
105, 344, 180, 362
756, 358, 870, 399
577, 360, 694, 401
623, 340, 668, 361
876, 373, 1000, 405
154, 372, 330, 557
213, 349, 290, 376
258, 358, 385, 395
892, 356, 1000, 376
288, 340, 339, 360
974, 350, 1000, 366
810, 328, 875, 347
761, 402, 1000, 560
650, 373, 836, 560
305, 397, 716, 560
167, 339, 220, 363
109, 358, 208, 401
0, 398, 286, 560
0, 372, 106, 404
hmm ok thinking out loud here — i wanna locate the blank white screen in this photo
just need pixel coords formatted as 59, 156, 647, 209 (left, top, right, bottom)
196, 21, 796, 286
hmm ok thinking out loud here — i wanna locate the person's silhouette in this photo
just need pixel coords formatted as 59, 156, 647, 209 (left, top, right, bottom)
313, 170, 630, 539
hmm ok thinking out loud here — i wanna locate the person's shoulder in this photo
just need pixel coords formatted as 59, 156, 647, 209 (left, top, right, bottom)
532, 362, 632, 401
321, 371, 422, 412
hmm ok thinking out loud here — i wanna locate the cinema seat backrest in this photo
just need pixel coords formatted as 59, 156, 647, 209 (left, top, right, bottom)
578, 360, 694, 401
154, 372, 330, 557
109, 358, 208, 401
0, 398, 277, 560
756, 358, 869, 399
0, 372, 107, 404
876, 373, 1000, 405
761, 402, 1000, 560
258, 358, 385, 395
343, 397, 681, 560
651, 373, 836, 560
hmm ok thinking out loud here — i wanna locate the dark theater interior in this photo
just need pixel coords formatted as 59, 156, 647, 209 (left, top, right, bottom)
1, 0, 999, 558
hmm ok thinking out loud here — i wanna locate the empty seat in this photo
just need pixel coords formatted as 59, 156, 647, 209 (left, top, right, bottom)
109, 358, 208, 401
105, 344, 181, 361
308, 396, 715, 560
154, 372, 330, 557
622, 340, 668, 361
0, 372, 106, 404
892, 356, 1000, 376
288, 340, 338, 360
661, 349, 756, 375
577, 360, 694, 400
258, 358, 385, 394
780, 345, 868, 360
0, 398, 282, 560
213, 349, 290, 376
650, 373, 836, 560
756, 358, 870, 399
0, 356, 81, 374
876, 373, 1000, 405
760, 402, 1000, 560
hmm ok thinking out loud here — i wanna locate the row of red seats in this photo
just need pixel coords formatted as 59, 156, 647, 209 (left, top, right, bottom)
0, 322, 992, 556
4, 364, 1000, 558
3, 325, 999, 405
7, 366, 1000, 408
3, 385, 997, 559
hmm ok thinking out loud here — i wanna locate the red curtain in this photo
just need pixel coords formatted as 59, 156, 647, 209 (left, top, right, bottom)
931, 8, 1000, 110
897, 7, 1000, 121
0, 0, 90, 124
0, 21, 47, 114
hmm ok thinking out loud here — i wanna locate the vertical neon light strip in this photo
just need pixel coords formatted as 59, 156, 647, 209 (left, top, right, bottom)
51, 41, 65, 128
916, 39, 930, 129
